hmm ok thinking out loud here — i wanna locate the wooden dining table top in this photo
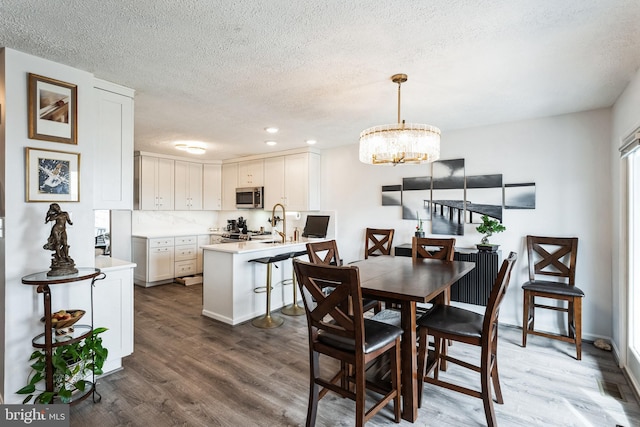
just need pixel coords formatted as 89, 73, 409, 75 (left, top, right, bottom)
352, 255, 476, 302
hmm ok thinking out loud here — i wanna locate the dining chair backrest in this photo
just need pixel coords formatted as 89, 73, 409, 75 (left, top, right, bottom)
364, 228, 395, 259
526, 235, 578, 285
412, 237, 456, 261
306, 240, 342, 266
484, 251, 518, 335
294, 259, 364, 343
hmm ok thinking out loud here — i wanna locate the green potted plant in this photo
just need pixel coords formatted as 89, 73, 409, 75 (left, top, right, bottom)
475, 215, 506, 252
17, 327, 108, 404
415, 211, 425, 238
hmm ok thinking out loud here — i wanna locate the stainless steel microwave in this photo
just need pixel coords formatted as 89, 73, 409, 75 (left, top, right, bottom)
235, 187, 264, 209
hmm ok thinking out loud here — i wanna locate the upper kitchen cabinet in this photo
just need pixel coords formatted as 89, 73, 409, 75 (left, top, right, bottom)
175, 160, 203, 210
93, 79, 134, 210
264, 151, 320, 211
237, 159, 264, 187
203, 163, 222, 210
221, 163, 238, 210
134, 154, 175, 210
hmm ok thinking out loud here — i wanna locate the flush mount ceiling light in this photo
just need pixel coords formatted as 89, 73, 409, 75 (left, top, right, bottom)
359, 73, 440, 165
265, 140, 277, 146
175, 142, 206, 155
306, 139, 317, 145
265, 127, 279, 134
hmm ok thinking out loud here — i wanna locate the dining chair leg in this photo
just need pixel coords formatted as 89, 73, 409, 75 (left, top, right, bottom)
307, 351, 320, 427
522, 290, 530, 347
355, 358, 366, 427
491, 338, 503, 404
416, 327, 429, 408
481, 347, 498, 427
391, 338, 402, 422
575, 297, 582, 360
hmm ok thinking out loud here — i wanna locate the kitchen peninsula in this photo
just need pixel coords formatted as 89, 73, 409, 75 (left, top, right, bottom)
201, 238, 326, 325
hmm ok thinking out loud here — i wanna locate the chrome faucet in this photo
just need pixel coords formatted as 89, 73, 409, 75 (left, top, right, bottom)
271, 203, 286, 243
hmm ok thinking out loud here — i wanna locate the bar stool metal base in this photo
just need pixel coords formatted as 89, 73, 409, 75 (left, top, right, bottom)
281, 249, 308, 316
281, 304, 305, 316
251, 313, 285, 328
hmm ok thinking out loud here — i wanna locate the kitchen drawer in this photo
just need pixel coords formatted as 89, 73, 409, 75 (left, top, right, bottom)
175, 244, 197, 261
175, 260, 197, 276
175, 235, 196, 245
150, 246, 173, 255
149, 237, 174, 248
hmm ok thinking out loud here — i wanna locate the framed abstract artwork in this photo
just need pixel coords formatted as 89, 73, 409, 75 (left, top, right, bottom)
26, 147, 80, 202
28, 73, 78, 145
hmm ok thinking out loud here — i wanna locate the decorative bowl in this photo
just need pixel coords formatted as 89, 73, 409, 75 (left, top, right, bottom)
46, 309, 86, 329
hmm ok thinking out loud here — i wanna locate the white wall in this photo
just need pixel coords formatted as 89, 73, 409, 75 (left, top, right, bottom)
611, 66, 640, 386
321, 108, 613, 340
1, 48, 96, 403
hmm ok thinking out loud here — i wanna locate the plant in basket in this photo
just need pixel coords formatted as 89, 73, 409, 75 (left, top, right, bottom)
17, 327, 108, 404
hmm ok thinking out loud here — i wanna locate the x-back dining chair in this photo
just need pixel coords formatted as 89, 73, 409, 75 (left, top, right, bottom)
293, 259, 402, 427
364, 228, 395, 259
306, 240, 380, 314
521, 235, 584, 359
416, 251, 518, 427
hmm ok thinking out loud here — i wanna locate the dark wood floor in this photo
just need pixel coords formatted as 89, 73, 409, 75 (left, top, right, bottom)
70, 283, 640, 426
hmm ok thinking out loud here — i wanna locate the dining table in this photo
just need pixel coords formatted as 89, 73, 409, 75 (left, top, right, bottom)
351, 255, 476, 423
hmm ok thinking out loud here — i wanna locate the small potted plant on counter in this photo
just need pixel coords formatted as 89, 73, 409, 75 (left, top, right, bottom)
415, 211, 425, 238
476, 215, 506, 252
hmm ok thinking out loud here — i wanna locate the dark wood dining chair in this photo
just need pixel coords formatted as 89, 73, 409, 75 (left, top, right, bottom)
412, 236, 456, 261
364, 228, 395, 259
416, 252, 517, 427
521, 236, 584, 359
412, 237, 456, 310
306, 240, 380, 313
293, 259, 402, 427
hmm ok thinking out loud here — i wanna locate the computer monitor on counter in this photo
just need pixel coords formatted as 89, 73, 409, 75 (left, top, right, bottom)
302, 215, 330, 238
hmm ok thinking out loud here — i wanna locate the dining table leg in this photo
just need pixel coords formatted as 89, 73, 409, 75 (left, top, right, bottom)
400, 301, 418, 422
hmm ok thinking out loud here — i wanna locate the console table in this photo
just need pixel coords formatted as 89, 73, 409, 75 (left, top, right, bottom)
394, 244, 501, 306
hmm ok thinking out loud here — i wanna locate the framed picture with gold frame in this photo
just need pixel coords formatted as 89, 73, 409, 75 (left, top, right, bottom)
28, 73, 77, 145
26, 147, 80, 202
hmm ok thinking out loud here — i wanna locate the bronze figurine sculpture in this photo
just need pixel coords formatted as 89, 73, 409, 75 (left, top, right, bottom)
43, 203, 77, 276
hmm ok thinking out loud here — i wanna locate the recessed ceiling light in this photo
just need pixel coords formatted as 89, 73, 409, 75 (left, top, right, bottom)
265, 140, 277, 146
265, 127, 279, 134
306, 139, 317, 145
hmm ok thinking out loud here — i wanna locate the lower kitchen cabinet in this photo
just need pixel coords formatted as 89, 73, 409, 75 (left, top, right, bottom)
132, 236, 175, 287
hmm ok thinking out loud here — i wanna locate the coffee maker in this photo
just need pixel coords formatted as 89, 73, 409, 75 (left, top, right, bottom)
226, 219, 237, 232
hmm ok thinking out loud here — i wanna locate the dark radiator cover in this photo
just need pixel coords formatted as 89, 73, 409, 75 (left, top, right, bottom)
451, 250, 501, 306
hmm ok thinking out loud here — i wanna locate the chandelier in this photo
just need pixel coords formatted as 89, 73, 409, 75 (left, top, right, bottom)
359, 74, 440, 165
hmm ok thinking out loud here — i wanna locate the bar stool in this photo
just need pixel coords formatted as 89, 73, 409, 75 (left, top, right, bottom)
249, 252, 293, 328
281, 250, 307, 316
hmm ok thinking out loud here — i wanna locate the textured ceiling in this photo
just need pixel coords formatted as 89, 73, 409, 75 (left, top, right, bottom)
2, 0, 640, 160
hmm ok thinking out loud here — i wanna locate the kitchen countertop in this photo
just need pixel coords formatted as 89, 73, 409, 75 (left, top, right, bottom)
95, 255, 137, 271
132, 230, 225, 238
202, 237, 328, 254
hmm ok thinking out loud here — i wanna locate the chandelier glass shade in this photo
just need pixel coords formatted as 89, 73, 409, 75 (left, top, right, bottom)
359, 74, 441, 165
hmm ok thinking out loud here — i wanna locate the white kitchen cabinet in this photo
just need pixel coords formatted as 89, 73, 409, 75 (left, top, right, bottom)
174, 235, 197, 277
92, 260, 135, 373
263, 156, 286, 208
203, 163, 222, 210
175, 161, 203, 210
135, 155, 175, 210
93, 80, 134, 210
132, 236, 175, 286
263, 152, 320, 211
222, 163, 238, 210
237, 159, 264, 187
